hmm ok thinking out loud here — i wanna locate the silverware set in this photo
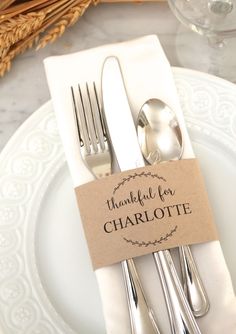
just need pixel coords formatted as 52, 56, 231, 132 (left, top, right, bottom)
71, 56, 209, 333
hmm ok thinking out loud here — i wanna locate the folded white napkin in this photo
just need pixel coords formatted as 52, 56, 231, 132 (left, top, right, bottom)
44, 35, 236, 333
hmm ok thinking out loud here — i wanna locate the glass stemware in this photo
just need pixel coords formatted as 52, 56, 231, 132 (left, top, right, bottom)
167, 0, 236, 82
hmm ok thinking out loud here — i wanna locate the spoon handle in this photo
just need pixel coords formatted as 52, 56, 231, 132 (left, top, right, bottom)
153, 250, 202, 334
179, 245, 210, 317
122, 259, 161, 334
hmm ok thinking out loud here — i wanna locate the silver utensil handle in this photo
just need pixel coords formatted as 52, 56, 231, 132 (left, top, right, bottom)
153, 250, 202, 334
179, 245, 210, 317
122, 259, 161, 334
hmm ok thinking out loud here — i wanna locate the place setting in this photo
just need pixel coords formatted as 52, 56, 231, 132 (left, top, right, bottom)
0, 1, 236, 334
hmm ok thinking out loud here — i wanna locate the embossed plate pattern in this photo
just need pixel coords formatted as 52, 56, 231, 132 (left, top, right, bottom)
0, 67, 236, 334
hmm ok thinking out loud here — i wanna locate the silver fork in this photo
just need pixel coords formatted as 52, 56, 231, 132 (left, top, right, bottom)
71, 82, 161, 334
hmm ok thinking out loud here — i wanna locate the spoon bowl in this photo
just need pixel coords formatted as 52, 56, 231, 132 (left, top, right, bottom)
137, 98, 183, 164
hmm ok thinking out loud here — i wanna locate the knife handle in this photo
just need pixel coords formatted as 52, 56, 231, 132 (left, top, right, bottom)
121, 259, 161, 334
153, 250, 202, 334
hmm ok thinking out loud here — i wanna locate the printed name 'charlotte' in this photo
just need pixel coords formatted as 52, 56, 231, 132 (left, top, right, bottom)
104, 202, 192, 233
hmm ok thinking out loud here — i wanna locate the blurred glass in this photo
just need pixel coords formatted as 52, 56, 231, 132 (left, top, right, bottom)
167, 0, 236, 82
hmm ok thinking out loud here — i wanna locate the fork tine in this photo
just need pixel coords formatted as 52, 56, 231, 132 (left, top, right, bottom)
84, 83, 99, 153
71, 85, 91, 153
89, 82, 107, 152
78, 84, 92, 153
71, 86, 82, 145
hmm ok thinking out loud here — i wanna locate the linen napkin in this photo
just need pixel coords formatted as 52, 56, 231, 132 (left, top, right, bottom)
44, 35, 236, 333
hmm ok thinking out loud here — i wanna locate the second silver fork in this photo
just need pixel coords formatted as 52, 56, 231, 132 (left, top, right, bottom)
71, 82, 161, 334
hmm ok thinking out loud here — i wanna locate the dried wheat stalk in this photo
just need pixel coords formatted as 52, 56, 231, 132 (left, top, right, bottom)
0, 0, 94, 77
0, 12, 45, 48
0, 31, 41, 77
0, 0, 164, 77
0, 0, 16, 11
37, 0, 93, 49
0, 46, 10, 60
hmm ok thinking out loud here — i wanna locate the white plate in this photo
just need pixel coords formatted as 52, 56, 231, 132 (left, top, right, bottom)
0, 67, 236, 334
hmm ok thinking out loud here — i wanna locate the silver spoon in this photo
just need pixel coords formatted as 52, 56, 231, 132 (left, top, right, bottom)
137, 99, 209, 324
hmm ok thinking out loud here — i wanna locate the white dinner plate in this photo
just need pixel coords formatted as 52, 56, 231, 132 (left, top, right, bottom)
0, 67, 236, 334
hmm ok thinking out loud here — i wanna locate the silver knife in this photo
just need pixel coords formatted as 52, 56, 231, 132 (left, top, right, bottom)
102, 56, 202, 334
102, 56, 161, 334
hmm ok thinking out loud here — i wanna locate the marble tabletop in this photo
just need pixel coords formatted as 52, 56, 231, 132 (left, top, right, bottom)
0, 2, 235, 153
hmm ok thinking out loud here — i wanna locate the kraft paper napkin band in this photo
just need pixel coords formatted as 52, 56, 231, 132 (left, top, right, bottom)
75, 159, 218, 269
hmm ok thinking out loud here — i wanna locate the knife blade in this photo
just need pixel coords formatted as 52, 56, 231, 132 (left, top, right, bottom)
102, 56, 161, 334
102, 56, 144, 171
101, 56, 201, 334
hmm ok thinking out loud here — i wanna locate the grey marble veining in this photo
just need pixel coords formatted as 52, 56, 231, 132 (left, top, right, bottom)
1, 2, 235, 152
0, 3, 182, 152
